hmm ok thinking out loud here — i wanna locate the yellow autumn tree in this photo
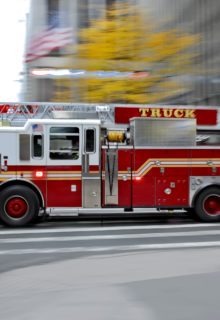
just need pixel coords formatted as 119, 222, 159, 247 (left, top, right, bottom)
53, 2, 199, 103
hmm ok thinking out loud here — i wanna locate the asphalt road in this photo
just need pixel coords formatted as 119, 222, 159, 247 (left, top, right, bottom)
1, 213, 220, 320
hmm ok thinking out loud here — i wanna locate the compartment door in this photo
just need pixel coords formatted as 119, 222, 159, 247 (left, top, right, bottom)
156, 177, 188, 206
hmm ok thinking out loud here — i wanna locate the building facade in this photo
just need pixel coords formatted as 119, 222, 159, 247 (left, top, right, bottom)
140, 0, 220, 106
23, 0, 220, 106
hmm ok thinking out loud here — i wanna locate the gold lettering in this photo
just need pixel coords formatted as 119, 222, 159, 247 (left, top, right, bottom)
184, 109, 196, 118
174, 109, 184, 118
150, 108, 162, 117
163, 109, 173, 118
139, 108, 149, 117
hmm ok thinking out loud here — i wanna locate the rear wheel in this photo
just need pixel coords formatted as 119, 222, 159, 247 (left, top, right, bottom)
0, 185, 39, 227
194, 187, 220, 222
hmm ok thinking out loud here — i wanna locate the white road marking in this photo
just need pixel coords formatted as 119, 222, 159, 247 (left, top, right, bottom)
0, 223, 220, 235
1, 241, 220, 255
1, 229, 220, 244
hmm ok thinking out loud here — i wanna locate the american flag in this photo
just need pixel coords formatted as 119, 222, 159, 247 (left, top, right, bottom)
32, 124, 43, 132
25, 27, 72, 63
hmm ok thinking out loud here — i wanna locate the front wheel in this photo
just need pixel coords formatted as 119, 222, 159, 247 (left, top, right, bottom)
0, 185, 39, 227
194, 187, 220, 222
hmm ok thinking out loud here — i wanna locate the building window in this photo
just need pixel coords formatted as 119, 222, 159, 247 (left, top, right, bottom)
47, 0, 59, 28
49, 127, 79, 160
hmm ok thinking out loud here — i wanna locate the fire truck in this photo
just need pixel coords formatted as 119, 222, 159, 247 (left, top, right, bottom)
0, 102, 220, 227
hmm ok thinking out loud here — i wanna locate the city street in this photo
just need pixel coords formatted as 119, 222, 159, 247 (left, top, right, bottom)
1, 213, 220, 319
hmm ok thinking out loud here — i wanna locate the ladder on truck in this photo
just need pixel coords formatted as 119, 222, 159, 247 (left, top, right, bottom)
0, 102, 115, 126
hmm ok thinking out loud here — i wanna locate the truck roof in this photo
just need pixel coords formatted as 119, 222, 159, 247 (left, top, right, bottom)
0, 119, 101, 132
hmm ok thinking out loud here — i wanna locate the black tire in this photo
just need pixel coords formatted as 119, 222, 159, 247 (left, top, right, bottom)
0, 185, 39, 227
194, 187, 220, 222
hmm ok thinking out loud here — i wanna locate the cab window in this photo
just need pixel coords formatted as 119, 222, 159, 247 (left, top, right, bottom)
85, 129, 95, 153
49, 127, 79, 160
32, 135, 43, 158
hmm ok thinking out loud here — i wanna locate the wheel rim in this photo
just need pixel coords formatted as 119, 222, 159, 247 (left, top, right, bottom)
5, 196, 28, 219
203, 194, 220, 216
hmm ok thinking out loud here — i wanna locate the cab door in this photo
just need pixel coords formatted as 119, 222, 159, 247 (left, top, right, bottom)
46, 124, 82, 208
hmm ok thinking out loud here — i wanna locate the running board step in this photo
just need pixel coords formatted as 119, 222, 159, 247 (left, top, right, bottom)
46, 207, 185, 217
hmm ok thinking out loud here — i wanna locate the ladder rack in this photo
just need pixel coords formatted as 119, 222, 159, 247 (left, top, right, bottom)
0, 102, 115, 126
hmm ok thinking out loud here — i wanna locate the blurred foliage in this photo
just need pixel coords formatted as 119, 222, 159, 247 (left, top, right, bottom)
53, 2, 199, 103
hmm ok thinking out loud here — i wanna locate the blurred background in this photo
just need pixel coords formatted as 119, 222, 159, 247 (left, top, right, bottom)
2, 0, 220, 106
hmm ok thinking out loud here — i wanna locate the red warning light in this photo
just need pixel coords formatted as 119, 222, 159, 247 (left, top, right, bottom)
33, 170, 45, 179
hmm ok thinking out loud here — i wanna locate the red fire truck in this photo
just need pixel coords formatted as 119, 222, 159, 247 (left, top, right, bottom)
0, 102, 219, 227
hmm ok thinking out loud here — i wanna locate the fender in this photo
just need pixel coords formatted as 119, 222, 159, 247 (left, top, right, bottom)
0, 178, 45, 208
190, 178, 220, 207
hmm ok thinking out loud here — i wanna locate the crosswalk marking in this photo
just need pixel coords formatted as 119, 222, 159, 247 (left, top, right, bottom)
1, 241, 220, 255
1, 222, 220, 256
0, 222, 220, 235
1, 229, 220, 243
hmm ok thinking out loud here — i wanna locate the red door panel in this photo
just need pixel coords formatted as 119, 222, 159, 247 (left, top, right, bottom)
133, 149, 157, 206
46, 165, 82, 207
118, 149, 132, 207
